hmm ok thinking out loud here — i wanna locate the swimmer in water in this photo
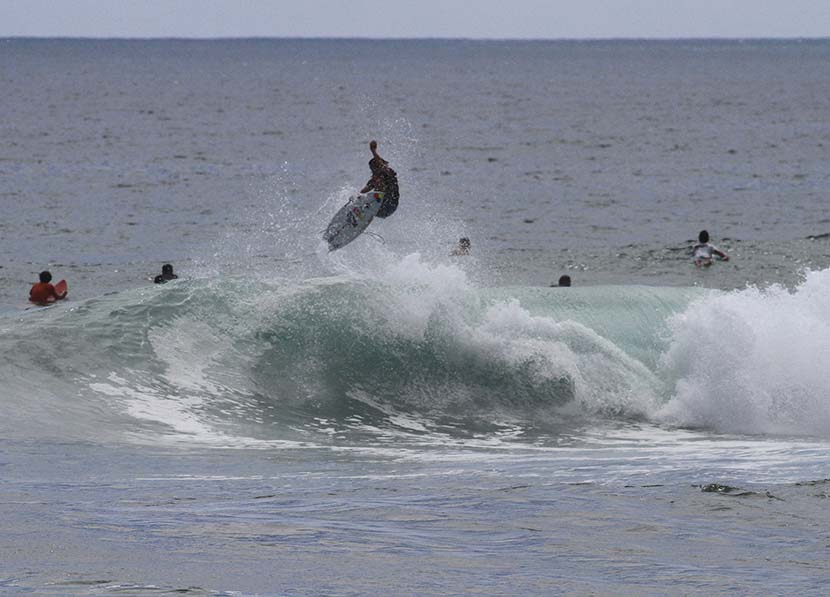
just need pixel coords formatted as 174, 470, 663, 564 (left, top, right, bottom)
29, 270, 67, 304
450, 237, 471, 256
692, 230, 730, 267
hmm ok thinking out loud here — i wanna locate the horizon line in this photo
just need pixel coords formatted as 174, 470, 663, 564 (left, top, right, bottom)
3, 35, 830, 42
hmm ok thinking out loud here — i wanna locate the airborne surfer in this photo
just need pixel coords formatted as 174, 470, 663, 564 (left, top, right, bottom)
323, 140, 400, 251
360, 140, 399, 218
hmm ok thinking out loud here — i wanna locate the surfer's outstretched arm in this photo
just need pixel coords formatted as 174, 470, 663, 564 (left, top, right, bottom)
361, 140, 384, 193
369, 140, 388, 165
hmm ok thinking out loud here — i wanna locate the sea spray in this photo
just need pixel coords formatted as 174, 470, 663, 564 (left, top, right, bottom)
658, 269, 830, 436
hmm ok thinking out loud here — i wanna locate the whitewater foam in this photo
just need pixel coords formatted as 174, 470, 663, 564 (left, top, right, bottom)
658, 269, 830, 436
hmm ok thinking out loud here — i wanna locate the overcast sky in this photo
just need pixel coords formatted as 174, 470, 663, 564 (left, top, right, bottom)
3, 0, 830, 39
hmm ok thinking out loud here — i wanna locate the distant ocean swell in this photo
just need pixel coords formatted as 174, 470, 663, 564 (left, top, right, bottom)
3, 256, 830, 444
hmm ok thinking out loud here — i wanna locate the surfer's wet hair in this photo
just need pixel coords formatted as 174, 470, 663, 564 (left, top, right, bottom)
162, 263, 174, 275
699, 230, 709, 243
39, 270, 52, 283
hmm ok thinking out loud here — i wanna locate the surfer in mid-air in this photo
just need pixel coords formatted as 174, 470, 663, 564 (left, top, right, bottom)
323, 140, 399, 251
361, 140, 399, 218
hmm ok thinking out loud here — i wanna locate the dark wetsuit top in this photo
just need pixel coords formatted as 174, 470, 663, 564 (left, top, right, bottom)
365, 157, 399, 218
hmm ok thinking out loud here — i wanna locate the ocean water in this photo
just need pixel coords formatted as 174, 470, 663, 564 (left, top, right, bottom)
1, 39, 830, 594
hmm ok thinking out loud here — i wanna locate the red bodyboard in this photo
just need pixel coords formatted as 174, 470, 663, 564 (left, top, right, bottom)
54, 279, 67, 299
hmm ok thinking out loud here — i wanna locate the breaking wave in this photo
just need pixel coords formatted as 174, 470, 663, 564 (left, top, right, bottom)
2, 254, 829, 445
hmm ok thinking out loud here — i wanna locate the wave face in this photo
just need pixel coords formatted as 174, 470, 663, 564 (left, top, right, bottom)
3, 255, 830, 445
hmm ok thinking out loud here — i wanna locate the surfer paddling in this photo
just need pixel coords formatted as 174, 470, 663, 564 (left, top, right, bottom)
692, 230, 729, 267
361, 140, 399, 218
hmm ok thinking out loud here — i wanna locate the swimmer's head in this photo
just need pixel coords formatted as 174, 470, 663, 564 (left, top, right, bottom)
39, 271, 52, 283
698, 230, 709, 243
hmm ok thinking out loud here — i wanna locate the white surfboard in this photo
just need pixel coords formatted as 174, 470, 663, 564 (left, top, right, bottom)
323, 192, 384, 251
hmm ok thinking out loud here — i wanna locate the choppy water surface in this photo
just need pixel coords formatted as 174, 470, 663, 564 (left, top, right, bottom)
1, 39, 830, 594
